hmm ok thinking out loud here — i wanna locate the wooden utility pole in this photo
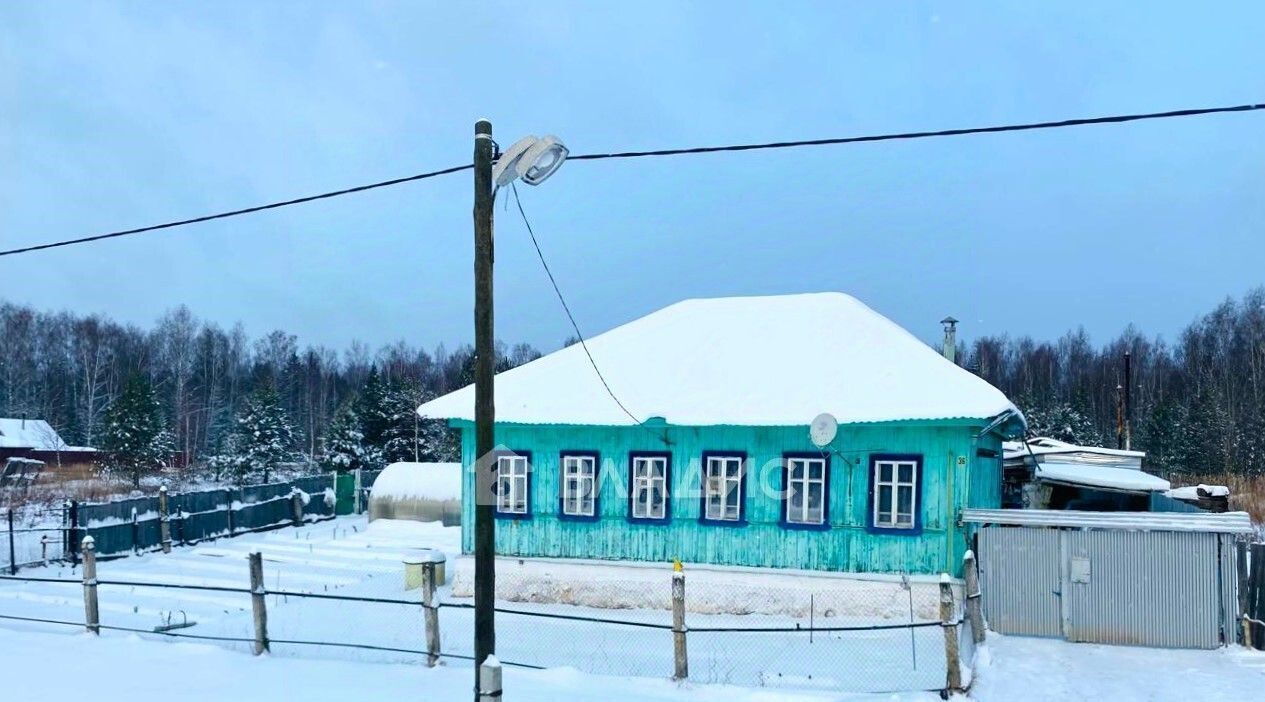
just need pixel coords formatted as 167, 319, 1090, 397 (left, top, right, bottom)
472, 118, 497, 696
1123, 351, 1133, 451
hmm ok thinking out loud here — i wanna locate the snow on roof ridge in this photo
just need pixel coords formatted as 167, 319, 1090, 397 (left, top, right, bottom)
418, 291, 1019, 427
0, 417, 96, 451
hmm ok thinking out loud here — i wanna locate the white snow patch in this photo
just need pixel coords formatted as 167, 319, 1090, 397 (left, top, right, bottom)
1167, 484, 1230, 499
1035, 461, 1170, 492
450, 556, 957, 620
417, 292, 1017, 426
369, 462, 461, 501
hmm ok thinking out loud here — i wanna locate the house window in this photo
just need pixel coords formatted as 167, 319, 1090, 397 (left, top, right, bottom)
701, 453, 745, 524
495, 453, 530, 517
629, 452, 670, 522
783, 454, 828, 528
869, 454, 921, 533
560, 452, 598, 519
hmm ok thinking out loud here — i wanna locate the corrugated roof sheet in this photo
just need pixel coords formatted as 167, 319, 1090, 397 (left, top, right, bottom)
961, 508, 1255, 534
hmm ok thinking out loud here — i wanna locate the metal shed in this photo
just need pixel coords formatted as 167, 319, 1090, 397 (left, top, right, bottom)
962, 508, 1254, 649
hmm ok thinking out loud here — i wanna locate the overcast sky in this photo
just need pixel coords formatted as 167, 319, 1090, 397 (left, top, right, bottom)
2, 3, 1262, 354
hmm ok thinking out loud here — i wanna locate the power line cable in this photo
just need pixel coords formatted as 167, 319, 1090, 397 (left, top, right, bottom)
569, 102, 1265, 161
508, 182, 646, 428
0, 163, 473, 257
3, 101, 1262, 258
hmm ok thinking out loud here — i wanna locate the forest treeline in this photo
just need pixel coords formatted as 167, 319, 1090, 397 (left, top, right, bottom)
964, 287, 1265, 477
2, 288, 1264, 479
0, 303, 540, 481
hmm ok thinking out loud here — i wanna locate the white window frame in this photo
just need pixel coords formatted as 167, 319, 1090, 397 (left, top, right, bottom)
872, 458, 918, 529
702, 455, 744, 522
785, 456, 827, 526
561, 454, 597, 518
630, 455, 668, 520
496, 454, 529, 515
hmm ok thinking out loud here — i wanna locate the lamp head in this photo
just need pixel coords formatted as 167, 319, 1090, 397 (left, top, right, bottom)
519, 135, 568, 185
493, 136, 538, 188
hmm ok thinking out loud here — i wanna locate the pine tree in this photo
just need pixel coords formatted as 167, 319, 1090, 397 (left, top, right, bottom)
1020, 396, 1099, 446
320, 403, 380, 472
203, 431, 246, 483
356, 367, 392, 451
99, 375, 174, 488
232, 383, 297, 483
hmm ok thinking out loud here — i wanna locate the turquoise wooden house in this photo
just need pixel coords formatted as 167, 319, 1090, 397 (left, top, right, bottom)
418, 293, 1026, 576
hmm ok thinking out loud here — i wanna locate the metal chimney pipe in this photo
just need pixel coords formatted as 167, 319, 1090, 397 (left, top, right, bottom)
940, 317, 959, 364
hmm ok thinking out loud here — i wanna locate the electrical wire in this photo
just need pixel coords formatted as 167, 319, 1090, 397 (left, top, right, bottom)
2, 102, 1260, 258
569, 103, 1265, 161
0, 163, 473, 257
509, 181, 647, 428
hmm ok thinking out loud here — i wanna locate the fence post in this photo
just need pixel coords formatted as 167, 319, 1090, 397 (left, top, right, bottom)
1238, 540, 1251, 648
354, 468, 363, 514
940, 573, 961, 693
82, 536, 99, 635
963, 549, 985, 644
672, 563, 688, 681
290, 489, 304, 528
6, 508, 15, 575
248, 551, 269, 655
1251, 542, 1265, 650
422, 560, 441, 666
67, 500, 79, 565
41, 534, 50, 565
225, 490, 236, 537
478, 656, 502, 702
158, 485, 172, 554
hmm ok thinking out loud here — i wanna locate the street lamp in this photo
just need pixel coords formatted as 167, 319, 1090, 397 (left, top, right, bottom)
492, 134, 570, 187
472, 121, 567, 701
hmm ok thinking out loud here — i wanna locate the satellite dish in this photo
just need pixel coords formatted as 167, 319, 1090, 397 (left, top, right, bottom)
810, 412, 838, 448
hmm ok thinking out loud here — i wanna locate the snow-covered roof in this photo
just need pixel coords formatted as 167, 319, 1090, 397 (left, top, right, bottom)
1002, 437, 1145, 463
0, 418, 95, 451
1034, 461, 1170, 493
417, 293, 1020, 427
370, 462, 461, 502
1166, 484, 1230, 500
962, 508, 1255, 534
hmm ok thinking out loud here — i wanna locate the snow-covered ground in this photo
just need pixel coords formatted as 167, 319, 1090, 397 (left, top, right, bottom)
1, 517, 1262, 701
0, 517, 952, 692
3, 620, 1262, 702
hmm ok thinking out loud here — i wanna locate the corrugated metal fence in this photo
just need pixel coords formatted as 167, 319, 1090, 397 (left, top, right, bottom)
75, 475, 338, 558
970, 512, 1248, 649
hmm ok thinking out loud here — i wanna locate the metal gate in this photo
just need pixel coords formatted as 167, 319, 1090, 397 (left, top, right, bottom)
968, 509, 1250, 649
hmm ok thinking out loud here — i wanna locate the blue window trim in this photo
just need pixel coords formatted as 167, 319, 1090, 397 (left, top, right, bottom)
698, 451, 748, 527
627, 450, 672, 524
779, 451, 831, 531
558, 450, 600, 522
865, 453, 924, 536
492, 449, 533, 521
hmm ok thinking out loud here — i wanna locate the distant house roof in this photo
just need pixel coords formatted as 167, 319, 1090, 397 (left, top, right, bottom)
1003, 437, 1144, 469
1035, 461, 1171, 493
0, 418, 96, 452
417, 292, 1021, 427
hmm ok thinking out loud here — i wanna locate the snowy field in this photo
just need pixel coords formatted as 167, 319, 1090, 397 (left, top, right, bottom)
3, 622, 1263, 702
1, 517, 1262, 701
0, 517, 951, 693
